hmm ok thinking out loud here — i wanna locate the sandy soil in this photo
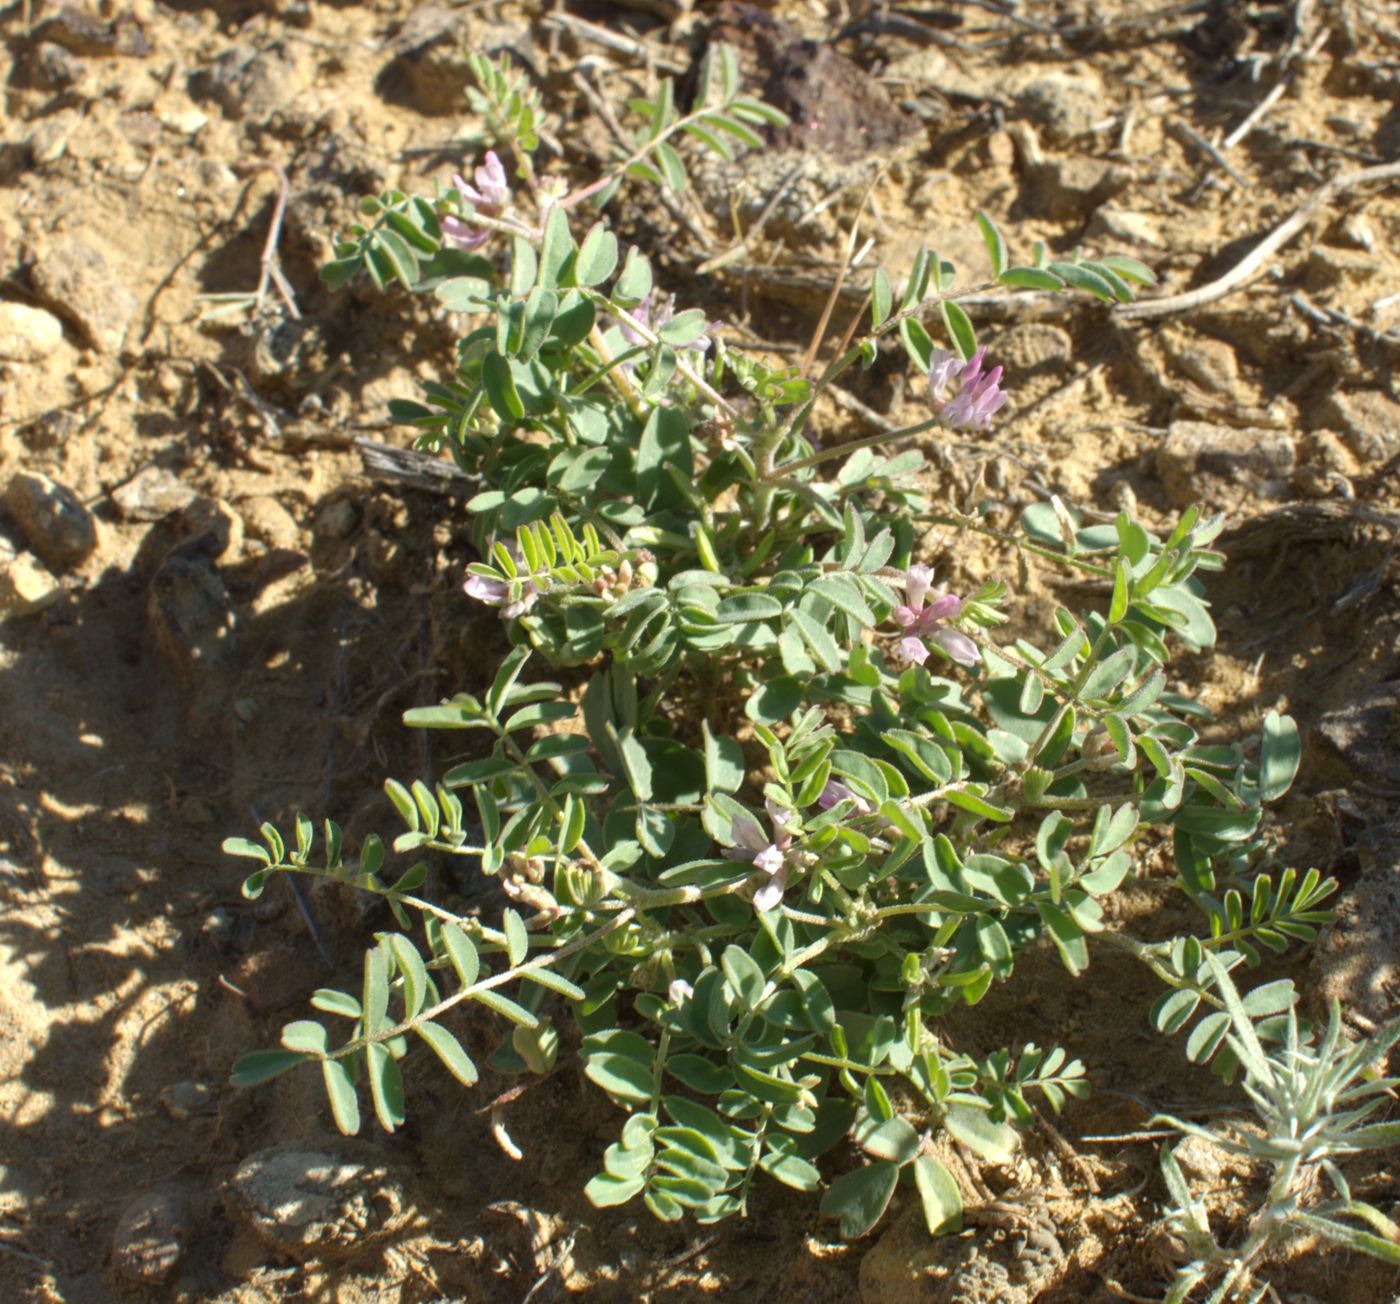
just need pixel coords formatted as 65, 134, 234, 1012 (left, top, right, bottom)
2, 0, 1399, 1300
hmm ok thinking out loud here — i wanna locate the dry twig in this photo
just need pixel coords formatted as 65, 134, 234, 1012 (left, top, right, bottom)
1116, 160, 1400, 319
198, 162, 301, 322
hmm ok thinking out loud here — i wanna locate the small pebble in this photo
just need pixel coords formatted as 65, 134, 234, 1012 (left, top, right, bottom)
30, 238, 138, 355
111, 1188, 187, 1285
0, 551, 62, 616
0, 302, 65, 362
3, 471, 99, 571
314, 498, 359, 540
147, 538, 237, 678
112, 466, 197, 522
239, 495, 300, 550
159, 1081, 216, 1122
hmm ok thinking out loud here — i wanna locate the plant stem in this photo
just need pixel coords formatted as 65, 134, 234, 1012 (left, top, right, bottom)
331, 908, 637, 1057
772, 415, 946, 478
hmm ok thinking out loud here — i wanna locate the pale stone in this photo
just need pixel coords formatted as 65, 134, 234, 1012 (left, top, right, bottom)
0, 552, 62, 616
0, 302, 64, 362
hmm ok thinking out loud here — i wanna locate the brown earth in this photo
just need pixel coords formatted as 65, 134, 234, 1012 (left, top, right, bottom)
2, 0, 1399, 1300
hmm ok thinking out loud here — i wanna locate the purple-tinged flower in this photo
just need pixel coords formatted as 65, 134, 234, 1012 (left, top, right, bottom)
817, 780, 874, 817
441, 151, 512, 250
723, 798, 796, 912
464, 547, 539, 619
617, 292, 716, 355
668, 978, 694, 1004
892, 565, 979, 668
927, 347, 1007, 431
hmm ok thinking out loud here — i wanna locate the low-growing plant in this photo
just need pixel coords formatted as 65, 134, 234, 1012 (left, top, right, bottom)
1154, 956, 1400, 1302
224, 49, 1389, 1273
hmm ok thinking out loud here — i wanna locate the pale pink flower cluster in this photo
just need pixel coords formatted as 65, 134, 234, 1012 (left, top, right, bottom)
892, 565, 979, 668
927, 347, 1007, 430
723, 799, 797, 912
442, 151, 512, 251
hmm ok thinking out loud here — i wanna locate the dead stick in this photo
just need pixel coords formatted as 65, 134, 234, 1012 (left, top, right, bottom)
238, 160, 301, 320
1116, 160, 1400, 320
1166, 119, 1249, 189
1222, 28, 1328, 149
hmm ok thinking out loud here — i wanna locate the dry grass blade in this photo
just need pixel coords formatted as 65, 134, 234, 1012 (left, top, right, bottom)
799, 168, 887, 377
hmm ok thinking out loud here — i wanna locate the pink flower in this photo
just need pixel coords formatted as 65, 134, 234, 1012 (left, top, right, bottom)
723, 798, 795, 912
617, 292, 715, 354
442, 151, 512, 250
927, 347, 1007, 431
668, 978, 694, 1004
892, 565, 979, 668
464, 545, 538, 619
817, 780, 873, 817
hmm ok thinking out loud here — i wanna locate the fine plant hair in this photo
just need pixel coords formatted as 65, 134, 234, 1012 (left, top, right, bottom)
223, 47, 1397, 1270
1154, 955, 1400, 1302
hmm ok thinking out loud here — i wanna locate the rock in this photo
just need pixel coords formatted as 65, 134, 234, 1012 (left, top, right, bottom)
314, 498, 359, 541
983, 130, 1016, 168
362, 527, 407, 582
33, 6, 151, 57
194, 907, 242, 958
1311, 820, 1400, 1034
159, 1081, 217, 1122
1314, 684, 1400, 788
112, 466, 197, 522
1163, 334, 1242, 401
193, 43, 301, 122
1330, 215, 1376, 252
1027, 155, 1131, 221
0, 550, 62, 616
30, 239, 137, 355
1087, 205, 1165, 248
238, 495, 300, 550
1016, 72, 1106, 146
111, 1188, 187, 1285
146, 537, 237, 677
0, 302, 64, 362
34, 41, 87, 90
1314, 389, 1399, 462
1155, 421, 1295, 508
882, 47, 987, 101
991, 324, 1071, 377
27, 109, 82, 165
859, 1201, 1068, 1304
181, 497, 245, 558
712, 4, 914, 161
1168, 1134, 1249, 1185
158, 105, 210, 137
3, 471, 99, 571
226, 1147, 415, 1261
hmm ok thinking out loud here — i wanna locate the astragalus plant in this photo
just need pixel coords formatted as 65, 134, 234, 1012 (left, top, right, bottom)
223, 50, 1388, 1260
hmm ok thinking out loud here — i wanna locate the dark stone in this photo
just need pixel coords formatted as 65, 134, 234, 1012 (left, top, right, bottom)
2, 471, 98, 571
711, 3, 915, 160
111, 1188, 187, 1285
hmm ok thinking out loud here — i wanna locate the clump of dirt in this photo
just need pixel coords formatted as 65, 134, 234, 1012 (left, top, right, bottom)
2, 1, 1398, 1301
